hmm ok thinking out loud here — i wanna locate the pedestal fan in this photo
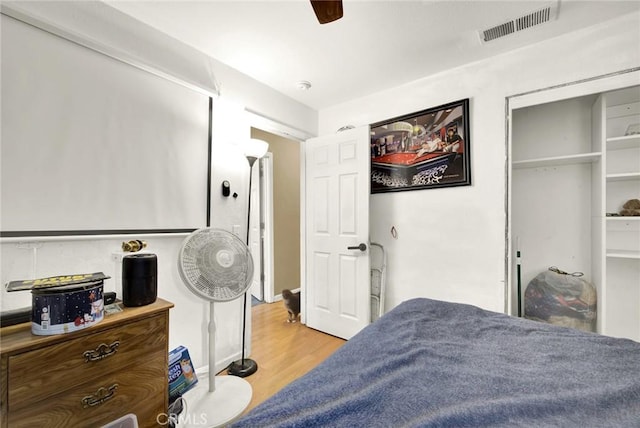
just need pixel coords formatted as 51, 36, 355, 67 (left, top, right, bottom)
177, 228, 254, 427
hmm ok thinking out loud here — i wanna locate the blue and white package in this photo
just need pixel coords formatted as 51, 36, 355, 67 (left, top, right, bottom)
168, 345, 198, 402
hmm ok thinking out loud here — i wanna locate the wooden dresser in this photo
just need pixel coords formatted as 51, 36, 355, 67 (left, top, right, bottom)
0, 298, 173, 427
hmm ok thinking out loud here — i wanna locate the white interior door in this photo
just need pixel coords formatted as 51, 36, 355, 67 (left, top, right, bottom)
304, 126, 370, 340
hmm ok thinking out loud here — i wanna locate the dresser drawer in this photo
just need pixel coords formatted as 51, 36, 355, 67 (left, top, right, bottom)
7, 313, 167, 411
8, 347, 167, 428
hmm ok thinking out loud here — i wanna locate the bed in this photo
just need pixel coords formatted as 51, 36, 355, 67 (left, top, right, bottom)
231, 298, 640, 427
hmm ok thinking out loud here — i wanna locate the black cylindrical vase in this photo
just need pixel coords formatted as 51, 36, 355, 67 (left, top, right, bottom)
122, 253, 157, 307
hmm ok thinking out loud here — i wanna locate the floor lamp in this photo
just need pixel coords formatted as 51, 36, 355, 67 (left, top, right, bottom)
228, 138, 269, 378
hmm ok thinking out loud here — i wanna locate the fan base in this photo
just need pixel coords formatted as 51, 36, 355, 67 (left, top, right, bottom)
178, 375, 252, 427
227, 358, 258, 377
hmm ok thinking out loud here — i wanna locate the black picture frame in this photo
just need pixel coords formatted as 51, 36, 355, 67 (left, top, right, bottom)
370, 98, 471, 193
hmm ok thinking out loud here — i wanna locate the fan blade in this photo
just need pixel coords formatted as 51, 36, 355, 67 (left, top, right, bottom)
310, 0, 343, 24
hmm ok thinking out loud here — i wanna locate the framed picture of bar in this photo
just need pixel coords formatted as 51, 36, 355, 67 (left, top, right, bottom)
370, 98, 471, 193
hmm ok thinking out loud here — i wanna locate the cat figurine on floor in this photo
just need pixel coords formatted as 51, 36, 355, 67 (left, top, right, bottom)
282, 289, 301, 323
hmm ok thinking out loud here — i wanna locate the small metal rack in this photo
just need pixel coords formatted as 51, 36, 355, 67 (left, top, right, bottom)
370, 242, 386, 322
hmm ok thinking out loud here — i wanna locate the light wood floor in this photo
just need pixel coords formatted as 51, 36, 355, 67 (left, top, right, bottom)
223, 300, 345, 415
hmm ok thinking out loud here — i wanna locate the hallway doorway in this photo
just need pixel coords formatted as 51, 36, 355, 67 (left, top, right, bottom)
250, 127, 301, 303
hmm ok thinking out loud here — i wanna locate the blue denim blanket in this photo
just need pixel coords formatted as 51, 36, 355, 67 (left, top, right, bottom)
232, 298, 640, 427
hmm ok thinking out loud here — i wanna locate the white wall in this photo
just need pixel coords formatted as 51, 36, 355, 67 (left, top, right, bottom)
0, 1, 316, 373
318, 12, 640, 314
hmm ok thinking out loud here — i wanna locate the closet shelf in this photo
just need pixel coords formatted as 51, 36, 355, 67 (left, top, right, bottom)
606, 135, 640, 151
512, 152, 601, 169
606, 216, 640, 221
606, 172, 640, 182
606, 249, 640, 259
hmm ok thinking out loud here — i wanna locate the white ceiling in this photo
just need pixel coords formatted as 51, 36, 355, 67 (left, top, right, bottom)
107, 0, 640, 110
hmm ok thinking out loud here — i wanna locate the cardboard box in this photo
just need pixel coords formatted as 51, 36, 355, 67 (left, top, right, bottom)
168, 346, 198, 402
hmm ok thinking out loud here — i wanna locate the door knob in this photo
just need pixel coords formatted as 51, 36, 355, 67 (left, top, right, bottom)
347, 243, 367, 252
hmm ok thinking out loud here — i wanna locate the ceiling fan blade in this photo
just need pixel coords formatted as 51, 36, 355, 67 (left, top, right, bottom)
310, 0, 343, 24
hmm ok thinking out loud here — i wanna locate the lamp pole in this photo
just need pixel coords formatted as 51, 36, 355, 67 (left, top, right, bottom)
228, 140, 268, 378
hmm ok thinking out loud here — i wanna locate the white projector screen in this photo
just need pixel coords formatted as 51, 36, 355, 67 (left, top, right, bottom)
1, 14, 210, 236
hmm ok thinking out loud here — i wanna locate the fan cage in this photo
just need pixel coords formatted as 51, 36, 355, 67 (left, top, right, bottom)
178, 228, 254, 302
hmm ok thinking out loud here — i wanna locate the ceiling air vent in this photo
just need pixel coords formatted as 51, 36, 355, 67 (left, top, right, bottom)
482, 21, 516, 42
479, 2, 558, 43
516, 6, 552, 31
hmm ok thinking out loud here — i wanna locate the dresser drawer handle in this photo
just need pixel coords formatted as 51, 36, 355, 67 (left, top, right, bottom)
83, 341, 120, 362
81, 384, 118, 408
